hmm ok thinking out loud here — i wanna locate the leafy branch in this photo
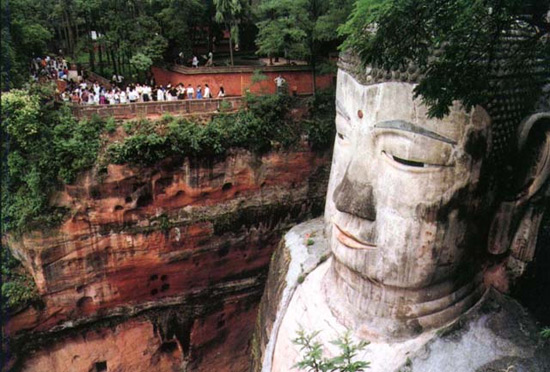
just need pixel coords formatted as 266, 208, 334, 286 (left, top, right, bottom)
293, 328, 370, 372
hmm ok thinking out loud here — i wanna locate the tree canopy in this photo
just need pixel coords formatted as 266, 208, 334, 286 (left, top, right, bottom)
339, 0, 550, 117
1, 0, 206, 90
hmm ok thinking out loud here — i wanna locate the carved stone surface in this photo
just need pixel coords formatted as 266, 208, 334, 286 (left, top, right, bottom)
254, 66, 550, 371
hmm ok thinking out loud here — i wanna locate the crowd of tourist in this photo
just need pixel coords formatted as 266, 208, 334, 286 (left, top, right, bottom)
60, 81, 226, 105
31, 55, 71, 81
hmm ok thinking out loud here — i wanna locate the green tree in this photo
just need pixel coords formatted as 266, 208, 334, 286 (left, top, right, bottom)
293, 328, 370, 372
256, 0, 308, 64
339, 0, 550, 118
255, 0, 354, 92
213, 0, 248, 66
1, 0, 55, 90
1, 84, 106, 232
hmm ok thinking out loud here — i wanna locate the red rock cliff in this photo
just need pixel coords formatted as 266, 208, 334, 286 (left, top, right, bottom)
4, 146, 330, 372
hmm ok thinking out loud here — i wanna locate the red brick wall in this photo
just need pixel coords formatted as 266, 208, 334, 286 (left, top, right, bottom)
152, 67, 334, 97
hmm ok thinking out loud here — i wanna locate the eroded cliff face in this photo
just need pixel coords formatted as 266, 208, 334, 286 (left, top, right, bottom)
4, 146, 331, 372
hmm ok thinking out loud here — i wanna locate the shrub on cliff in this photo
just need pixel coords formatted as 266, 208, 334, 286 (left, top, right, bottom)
2, 88, 335, 232
303, 88, 336, 151
106, 93, 305, 166
1, 83, 106, 233
1, 248, 41, 314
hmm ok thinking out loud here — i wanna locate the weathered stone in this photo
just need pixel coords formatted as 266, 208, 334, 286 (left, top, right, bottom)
4, 147, 331, 372
254, 65, 550, 371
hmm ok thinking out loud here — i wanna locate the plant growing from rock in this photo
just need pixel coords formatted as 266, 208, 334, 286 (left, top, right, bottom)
293, 328, 370, 372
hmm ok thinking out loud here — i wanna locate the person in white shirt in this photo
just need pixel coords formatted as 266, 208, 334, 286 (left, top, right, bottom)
120, 90, 128, 104
142, 85, 151, 102
217, 86, 225, 98
204, 84, 211, 98
128, 89, 138, 103
186, 84, 194, 99
136, 84, 144, 102
274, 74, 286, 93
106, 90, 115, 105
192, 56, 199, 68
157, 86, 165, 101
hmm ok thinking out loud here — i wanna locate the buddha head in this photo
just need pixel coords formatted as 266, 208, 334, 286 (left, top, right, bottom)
322, 56, 550, 340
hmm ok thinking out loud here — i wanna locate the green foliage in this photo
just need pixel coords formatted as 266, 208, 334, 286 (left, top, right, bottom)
214, 0, 249, 65
1, 248, 41, 314
106, 93, 307, 166
130, 52, 154, 73
255, 0, 354, 64
541, 327, 550, 339
339, 0, 550, 118
255, 0, 309, 60
1, 0, 54, 90
307, 238, 315, 246
304, 88, 336, 150
104, 117, 117, 134
293, 328, 370, 372
251, 69, 268, 84
1, 84, 106, 233
2, 88, 334, 233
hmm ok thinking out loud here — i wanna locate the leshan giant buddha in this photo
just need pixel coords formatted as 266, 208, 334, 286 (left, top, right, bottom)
252, 52, 550, 372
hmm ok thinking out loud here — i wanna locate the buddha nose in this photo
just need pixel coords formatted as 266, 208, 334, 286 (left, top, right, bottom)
333, 170, 377, 221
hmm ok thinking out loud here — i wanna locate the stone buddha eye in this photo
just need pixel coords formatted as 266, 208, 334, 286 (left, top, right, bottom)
388, 153, 425, 168
381, 150, 450, 169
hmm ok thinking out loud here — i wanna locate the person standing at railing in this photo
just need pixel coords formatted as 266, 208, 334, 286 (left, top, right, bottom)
71, 91, 81, 104
205, 52, 213, 67
187, 84, 194, 99
274, 74, 286, 94
128, 87, 139, 103
217, 86, 225, 98
177, 84, 186, 100
136, 84, 144, 102
143, 85, 151, 102
196, 85, 203, 99
204, 84, 212, 98
157, 86, 165, 101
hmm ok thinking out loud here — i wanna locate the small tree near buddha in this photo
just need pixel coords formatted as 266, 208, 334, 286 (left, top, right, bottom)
293, 328, 370, 372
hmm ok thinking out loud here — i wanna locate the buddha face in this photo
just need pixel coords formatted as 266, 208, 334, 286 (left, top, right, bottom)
325, 69, 493, 289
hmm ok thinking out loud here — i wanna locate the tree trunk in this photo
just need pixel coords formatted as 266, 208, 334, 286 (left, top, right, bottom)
85, 16, 95, 72
310, 0, 317, 95
311, 58, 317, 95
110, 49, 119, 78
98, 42, 104, 76
227, 23, 234, 66
63, 8, 74, 57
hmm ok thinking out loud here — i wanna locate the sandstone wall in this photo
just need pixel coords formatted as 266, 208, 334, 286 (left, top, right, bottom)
4, 146, 331, 372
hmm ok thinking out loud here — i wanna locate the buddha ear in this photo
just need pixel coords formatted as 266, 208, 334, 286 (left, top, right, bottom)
488, 112, 550, 259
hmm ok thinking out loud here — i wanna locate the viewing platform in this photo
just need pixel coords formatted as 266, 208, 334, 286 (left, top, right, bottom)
71, 97, 244, 120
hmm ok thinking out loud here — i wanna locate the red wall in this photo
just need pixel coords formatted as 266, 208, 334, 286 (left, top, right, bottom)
152, 67, 334, 97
